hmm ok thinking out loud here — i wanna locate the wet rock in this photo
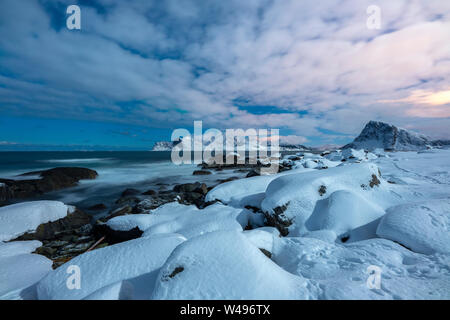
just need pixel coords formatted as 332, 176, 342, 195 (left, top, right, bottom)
12, 207, 100, 269
193, 170, 212, 176
121, 188, 140, 197
0, 167, 98, 203
216, 176, 240, 185
88, 203, 107, 211
173, 182, 202, 193
115, 196, 140, 206
94, 224, 143, 245
142, 189, 156, 196
35, 246, 57, 256
0, 183, 13, 204
15, 208, 91, 241
99, 205, 132, 223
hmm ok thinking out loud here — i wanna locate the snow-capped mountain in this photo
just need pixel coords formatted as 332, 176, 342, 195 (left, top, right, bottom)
151, 140, 182, 151
344, 120, 437, 151
279, 144, 310, 151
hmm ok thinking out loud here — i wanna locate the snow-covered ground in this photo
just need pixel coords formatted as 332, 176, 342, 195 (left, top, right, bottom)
0, 148, 449, 300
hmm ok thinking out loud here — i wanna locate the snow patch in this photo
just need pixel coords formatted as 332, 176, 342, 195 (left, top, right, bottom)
0, 201, 70, 241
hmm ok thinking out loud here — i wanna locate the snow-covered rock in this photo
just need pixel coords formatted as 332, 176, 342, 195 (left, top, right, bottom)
261, 163, 394, 236
305, 190, 385, 239
151, 231, 313, 299
37, 234, 185, 300
107, 202, 244, 240
0, 240, 53, 299
376, 200, 450, 254
243, 227, 280, 253
0, 201, 71, 241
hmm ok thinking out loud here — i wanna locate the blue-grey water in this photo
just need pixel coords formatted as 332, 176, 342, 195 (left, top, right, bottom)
0, 151, 242, 216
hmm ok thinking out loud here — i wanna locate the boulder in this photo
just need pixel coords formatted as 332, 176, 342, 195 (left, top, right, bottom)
0, 167, 98, 203
87, 203, 107, 211
193, 170, 212, 176
120, 188, 140, 197
142, 189, 156, 196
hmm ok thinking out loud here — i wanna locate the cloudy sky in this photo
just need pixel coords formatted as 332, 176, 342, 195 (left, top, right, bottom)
0, 0, 449, 150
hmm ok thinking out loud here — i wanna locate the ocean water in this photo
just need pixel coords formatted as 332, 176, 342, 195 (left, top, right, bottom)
0, 151, 242, 215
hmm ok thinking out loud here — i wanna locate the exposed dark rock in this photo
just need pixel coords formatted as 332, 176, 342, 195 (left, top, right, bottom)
115, 196, 140, 206
245, 205, 262, 213
0, 183, 13, 204
216, 176, 240, 185
98, 205, 133, 223
263, 202, 292, 236
193, 170, 212, 176
173, 182, 202, 193
165, 266, 184, 280
94, 224, 143, 245
15, 208, 91, 241
88, 203, 107, 211
318, 185, 327, 196
369, 174, 381, 188
340, 234, 350, 243
121, 188, 140, 197
259, 248, 272, 259
21, 167, 98, 180
246, 169, 260, 178
142, 189, 156, 196
0, 167, 98, 204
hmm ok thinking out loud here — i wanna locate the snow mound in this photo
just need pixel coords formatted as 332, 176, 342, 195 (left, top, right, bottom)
272, 236, 450, 299
305, 190, 385, 238
84, 281, 134, 300
107, 202, 244, 239
376, 200, 450, 254
261, 163, 393, 236
0, 201, 70, 241
243, 227, 280, 253
151, 231, 313, 299
0, 253, 52, 299
37, 234, 185, 300
0, 240, 43, 258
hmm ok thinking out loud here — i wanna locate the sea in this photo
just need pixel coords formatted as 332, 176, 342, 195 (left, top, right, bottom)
0, 151, 241, 216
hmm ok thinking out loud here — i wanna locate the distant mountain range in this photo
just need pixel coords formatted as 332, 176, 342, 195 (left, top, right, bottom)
151, 120, 450, 152
151, 140, 182, 151
151, 139, 310, 152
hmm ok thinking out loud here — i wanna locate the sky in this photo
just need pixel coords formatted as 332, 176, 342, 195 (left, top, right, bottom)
0, 0, 449, 150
